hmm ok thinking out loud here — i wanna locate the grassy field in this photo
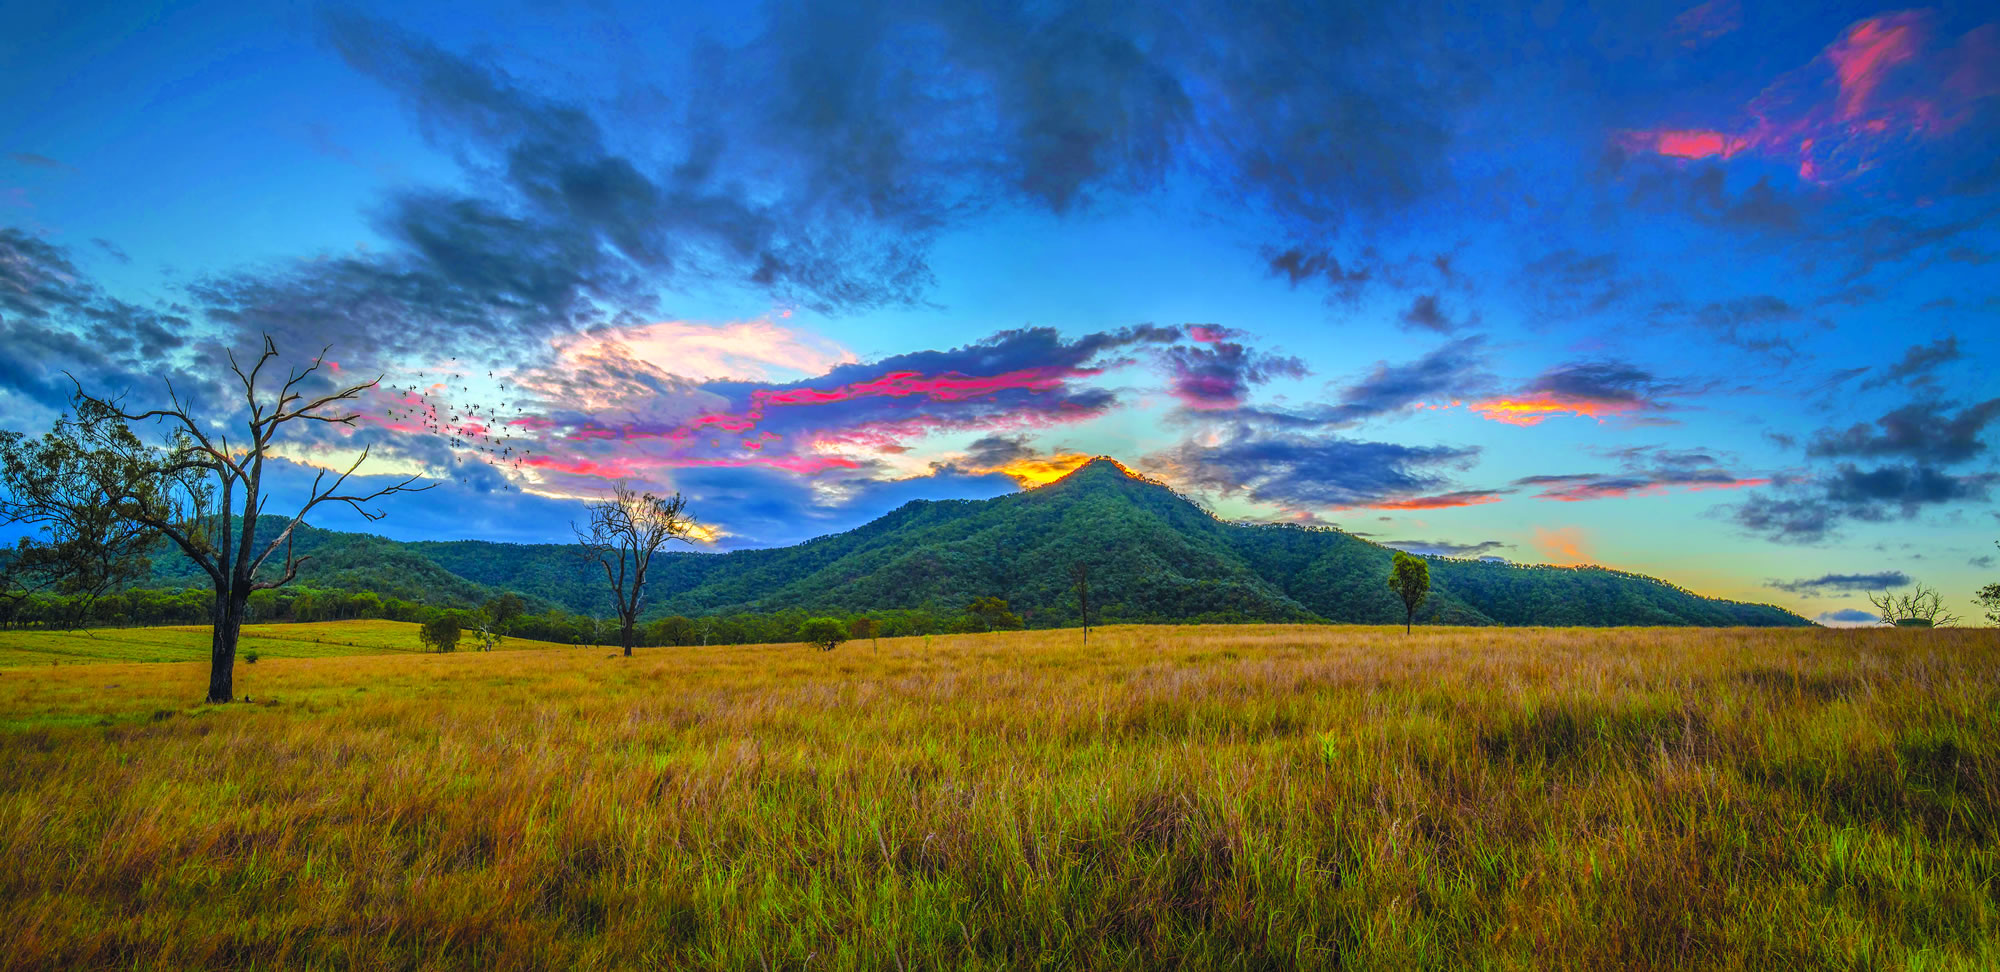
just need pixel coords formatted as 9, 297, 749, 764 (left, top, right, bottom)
0, 619, 582, 668
0, 623, 1995, 969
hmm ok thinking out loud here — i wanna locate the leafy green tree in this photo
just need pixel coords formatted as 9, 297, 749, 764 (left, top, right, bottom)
0, 415, 158, 629
649, 615, 698, 646
1387, 552, 1431, 635
419, 615, 461, 653
800, 617, 848, 651
967, 596, 1022, 632
575, 484, 698, 657
484, 593, 526, 633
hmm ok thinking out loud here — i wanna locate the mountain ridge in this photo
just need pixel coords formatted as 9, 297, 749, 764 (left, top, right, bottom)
142, 458, 1810, 627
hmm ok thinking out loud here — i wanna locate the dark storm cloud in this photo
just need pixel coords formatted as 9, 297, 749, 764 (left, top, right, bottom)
1329, 337, 1490, 423
961, 434, 1037, 469
1733, 463, 1996, 543
1467, 357, 1683, 426
1519, 249, 1638, 320
1398, 294, 1466, 333
0, 230, 212, 414
0, 228, 90, 320
1645, 295, 1827, 364
1200, 337, 1490, 432
1859, 337, 1963, 391
1156, 427, 1483, 511
1806, 397, 2000, 466
1513, 445, 1765, 502
1263, 246, 1378, 303
1529, 361, 1665, 405
189, 193, 646, 368
1617, 166, 1808, 234
1160, 326, 1307, 411
5, 152, 70, 171
1381, 538, 1510, 558
274, 0, 1496, 350
1768, 571, 1910, 595
90, 238, 130, 264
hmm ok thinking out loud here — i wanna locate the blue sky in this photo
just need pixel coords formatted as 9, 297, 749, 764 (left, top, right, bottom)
2, 0, 1995, 624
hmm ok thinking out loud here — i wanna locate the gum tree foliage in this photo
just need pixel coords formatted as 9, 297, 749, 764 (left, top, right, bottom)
1388, 551, 1431, 635
2, 337, 426, 702
800, 617, 848, 651
1869, 583, 1959, 628
848, 615, 879, 649
575, 483, 698, 657
967, 596, 1023, 632
0, 416, 157, 629
420, 614, 462, 653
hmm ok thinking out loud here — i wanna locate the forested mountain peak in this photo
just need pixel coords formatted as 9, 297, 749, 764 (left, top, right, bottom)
132, 461, 1810, 628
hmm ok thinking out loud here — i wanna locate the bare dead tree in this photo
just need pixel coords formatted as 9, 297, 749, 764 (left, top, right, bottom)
574, 483, 697, 656
1867, 583, 1959, 628
1070, 560, 1092, 644
64, 336, 429, 702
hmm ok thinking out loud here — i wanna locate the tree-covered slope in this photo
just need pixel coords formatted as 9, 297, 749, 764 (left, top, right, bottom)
136, 459, 1810, 627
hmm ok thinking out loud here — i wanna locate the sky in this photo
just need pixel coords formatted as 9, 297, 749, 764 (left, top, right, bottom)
1, 0, 1995, 625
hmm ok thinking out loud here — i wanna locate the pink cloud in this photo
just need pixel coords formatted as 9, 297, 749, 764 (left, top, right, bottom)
1346, 490, 1506, 511
1618, 11, 2000, 184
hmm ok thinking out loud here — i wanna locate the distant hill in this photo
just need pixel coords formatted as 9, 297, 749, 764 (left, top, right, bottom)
143, 458, 1810, 627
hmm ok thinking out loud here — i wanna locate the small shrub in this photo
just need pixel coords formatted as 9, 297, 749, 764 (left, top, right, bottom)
243, 650, 260, 664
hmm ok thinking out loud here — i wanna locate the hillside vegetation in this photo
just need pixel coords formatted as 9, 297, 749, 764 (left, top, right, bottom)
0, 622, 1989, 968
138, 460, 1807, 628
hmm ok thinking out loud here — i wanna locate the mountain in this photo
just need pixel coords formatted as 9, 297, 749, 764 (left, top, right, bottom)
143, 459, 1810, 627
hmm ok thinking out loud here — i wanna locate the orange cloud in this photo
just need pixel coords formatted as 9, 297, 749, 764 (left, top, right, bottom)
1468, 396, 1645, 426
1532, 526, 1593, 565
993, 453, 1095, 487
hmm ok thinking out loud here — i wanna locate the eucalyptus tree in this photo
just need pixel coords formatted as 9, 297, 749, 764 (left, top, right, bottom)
575, 484, 698, 656
0, 416, 157, 628
3, 337, 427, 701
1387, 551, 1431, 635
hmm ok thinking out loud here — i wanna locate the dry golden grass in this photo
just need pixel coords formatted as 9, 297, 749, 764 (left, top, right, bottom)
1, 623, 1996, 969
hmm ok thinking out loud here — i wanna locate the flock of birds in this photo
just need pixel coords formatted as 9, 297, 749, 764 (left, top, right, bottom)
375, 358, 537, 489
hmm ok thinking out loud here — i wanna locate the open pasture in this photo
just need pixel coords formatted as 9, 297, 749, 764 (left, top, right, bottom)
1, 623, 1996, 969
0, 619, 579, 669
